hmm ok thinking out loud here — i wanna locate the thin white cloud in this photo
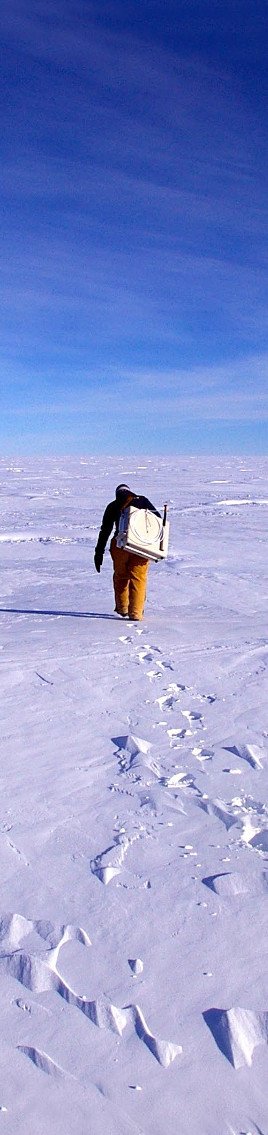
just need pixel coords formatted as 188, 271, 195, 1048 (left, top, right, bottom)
3, 355, 267, 424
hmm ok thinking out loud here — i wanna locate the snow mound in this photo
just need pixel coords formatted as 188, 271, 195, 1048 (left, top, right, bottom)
202, 872, 249, 895
203, 1006, 268, 1068
224, 742, 265, 770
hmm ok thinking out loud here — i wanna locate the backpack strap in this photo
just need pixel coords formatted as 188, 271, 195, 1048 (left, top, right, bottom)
120, 492, 135, 511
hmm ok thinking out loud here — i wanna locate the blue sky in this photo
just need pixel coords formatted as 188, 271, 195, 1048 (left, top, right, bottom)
1, 0, 267, 454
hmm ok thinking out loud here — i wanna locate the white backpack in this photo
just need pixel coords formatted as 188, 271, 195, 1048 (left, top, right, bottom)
116, 504, 169, 562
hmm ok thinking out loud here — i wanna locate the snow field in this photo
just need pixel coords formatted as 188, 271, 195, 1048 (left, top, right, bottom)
0, 456, 267, 1134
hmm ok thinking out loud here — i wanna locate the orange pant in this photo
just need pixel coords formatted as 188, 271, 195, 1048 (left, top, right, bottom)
110, 537, 149, 620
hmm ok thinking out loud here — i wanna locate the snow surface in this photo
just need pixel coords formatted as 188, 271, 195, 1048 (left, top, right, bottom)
0, 455, 268, 1135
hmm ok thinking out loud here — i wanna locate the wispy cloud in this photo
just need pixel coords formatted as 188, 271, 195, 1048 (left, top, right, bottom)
4, 354, 268, 424
1, 1, 267, 452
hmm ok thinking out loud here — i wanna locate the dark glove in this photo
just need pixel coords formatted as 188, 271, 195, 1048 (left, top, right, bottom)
94, 548, 103, 573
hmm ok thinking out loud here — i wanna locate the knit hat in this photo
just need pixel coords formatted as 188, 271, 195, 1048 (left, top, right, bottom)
115, 483, 131, 500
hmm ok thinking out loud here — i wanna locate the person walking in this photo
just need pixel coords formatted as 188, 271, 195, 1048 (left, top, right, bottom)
94, 483, 160, 621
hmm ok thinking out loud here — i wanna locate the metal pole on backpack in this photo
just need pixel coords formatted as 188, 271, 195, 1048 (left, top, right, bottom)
160, 503, 168, 551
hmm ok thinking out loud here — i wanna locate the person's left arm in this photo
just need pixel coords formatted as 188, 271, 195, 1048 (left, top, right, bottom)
138, 495, 161, 518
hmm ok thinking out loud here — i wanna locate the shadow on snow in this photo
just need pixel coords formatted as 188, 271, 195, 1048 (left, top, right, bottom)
0, 607, 118, 620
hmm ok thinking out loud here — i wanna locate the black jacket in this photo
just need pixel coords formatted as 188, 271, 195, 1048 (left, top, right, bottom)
95, 494, 160, 561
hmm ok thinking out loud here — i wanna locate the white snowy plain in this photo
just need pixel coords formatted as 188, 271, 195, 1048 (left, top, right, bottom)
0, 454, 268, 1135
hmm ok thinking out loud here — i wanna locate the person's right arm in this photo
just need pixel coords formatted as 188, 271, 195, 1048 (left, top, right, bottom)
94, 502, 116, 572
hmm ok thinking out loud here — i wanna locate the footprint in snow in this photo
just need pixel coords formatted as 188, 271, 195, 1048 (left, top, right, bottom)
138, 648, 155, 663
137, 643, 174, 672
90, 813, 155, 886
192, 746, 213, 762
181, 709, 204, 727
147, 668, 166, 680
167, 727, 191, 747
157, 692, 183, 711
